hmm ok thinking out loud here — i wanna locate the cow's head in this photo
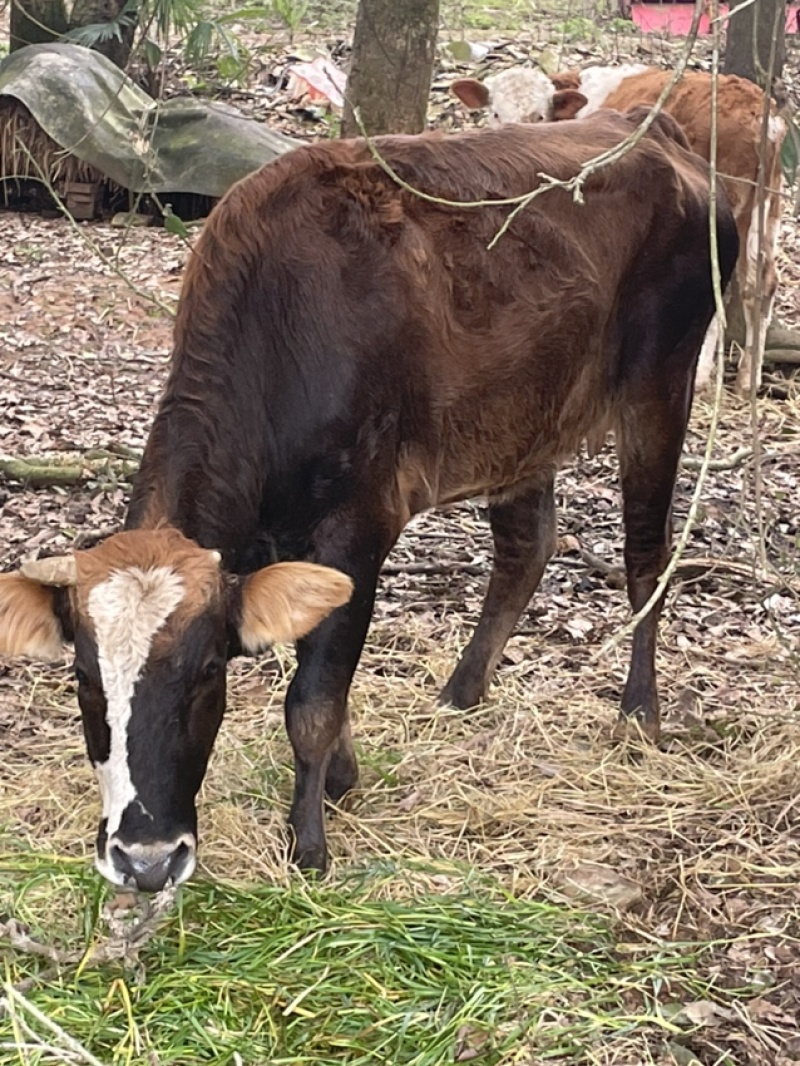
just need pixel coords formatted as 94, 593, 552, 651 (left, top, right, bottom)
451, 67, 587, 125
0, 528, 352, 892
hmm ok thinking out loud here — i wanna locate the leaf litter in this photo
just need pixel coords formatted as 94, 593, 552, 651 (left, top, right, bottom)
0, 3, 799, 1063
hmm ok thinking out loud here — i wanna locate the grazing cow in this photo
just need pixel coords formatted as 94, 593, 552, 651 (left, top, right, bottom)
452, 66, 786, 394
450, 67, 579, 125
451, 64, 647, 127
0, 110, 738, 890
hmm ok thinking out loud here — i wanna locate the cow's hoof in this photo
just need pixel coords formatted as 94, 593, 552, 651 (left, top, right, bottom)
612, 713, 661, 746
325, 757, 359, 806
438, 677, 486, 711
288, 834, 329, 878
293, 848, 329, 878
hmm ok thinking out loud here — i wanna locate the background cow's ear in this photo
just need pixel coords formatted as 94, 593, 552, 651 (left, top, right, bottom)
0, 574, 72, 660
236, 563, 354, 654
551, 70, 582, 92
551, 90, 588, 121
451, 78, 491, 110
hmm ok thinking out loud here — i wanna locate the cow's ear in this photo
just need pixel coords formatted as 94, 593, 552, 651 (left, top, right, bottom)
551, 89, 588, 121
551, 70, 582, 92
237, 563, 354, 653
0, 573, 72, 660
451, 78, 491, 110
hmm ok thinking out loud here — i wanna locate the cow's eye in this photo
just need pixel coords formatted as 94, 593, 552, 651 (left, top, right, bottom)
201, 658, 223, 683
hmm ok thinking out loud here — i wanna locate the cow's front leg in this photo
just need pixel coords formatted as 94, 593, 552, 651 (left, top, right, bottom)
284, 522, 396, 874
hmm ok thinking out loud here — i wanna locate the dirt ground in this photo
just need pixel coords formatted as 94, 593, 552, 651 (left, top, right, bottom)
1, 8, 799, 1063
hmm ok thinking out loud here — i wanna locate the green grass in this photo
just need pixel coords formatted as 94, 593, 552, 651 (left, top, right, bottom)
0, 851, 740, 1066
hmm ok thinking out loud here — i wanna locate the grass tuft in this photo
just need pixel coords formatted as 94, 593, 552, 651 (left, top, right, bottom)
0, 854, 746, 1066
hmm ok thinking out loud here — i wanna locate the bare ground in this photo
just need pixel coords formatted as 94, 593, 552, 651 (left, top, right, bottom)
1, 12, 800, 1064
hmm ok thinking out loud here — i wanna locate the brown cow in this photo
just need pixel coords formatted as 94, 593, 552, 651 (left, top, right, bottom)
453, 65, 786, 394
0, 110, 738, 890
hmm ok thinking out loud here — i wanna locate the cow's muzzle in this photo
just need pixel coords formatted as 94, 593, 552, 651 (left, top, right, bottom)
97, 833, 197, 892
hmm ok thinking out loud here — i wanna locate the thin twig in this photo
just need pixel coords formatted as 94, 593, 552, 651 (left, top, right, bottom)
748, 2, 783, 574
354, 3, 704, 256
0, 886, 177, 1012
1, 985, 107, 1066
490, 4, 706, 249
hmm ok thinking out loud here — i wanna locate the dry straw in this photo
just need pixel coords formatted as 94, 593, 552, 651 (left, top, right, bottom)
0, 100, 104, 203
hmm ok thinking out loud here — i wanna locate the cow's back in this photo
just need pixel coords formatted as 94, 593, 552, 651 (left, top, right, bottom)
135, 115, 730, 547
602, 72, 778, 196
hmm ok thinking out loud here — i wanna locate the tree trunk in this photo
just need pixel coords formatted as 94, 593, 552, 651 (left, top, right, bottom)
341, 0, 441, 138
9, 0, 68, 50
724, 0, 785, 91
69, 0, 137, 69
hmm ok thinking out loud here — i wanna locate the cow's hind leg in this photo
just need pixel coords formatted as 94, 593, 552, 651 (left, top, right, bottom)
440, 481, 557, 709
694, 314, 720, 392
614, 392, 691, 744
285, 513, 398, 874
736, 190, 781, 396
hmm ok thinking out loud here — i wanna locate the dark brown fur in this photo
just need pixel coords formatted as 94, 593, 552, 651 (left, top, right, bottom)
131, 115, 718, 546
0, 113, 741, 884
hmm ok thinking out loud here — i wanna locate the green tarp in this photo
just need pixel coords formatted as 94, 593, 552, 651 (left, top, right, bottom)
0, 42, 301, 196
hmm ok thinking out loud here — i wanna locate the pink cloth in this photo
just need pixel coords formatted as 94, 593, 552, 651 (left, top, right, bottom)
632, 3, 798, 36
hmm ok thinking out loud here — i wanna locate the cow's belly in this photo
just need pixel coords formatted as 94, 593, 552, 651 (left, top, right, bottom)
400, 362, 615, 513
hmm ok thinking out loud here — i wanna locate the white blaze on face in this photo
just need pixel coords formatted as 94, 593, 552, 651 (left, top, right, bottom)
87, 566, 186, 839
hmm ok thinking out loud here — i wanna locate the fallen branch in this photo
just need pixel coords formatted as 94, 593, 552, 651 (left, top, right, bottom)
682, 441, 800, 472
0, 452, 140, 488
0, 920, 66, 964
765, 326, 800, 352
577, 547, 799, 595
0, 886, 176, 1013
681, 446, 752, 471
762, 347, 800, 366
382, 561, 485, 577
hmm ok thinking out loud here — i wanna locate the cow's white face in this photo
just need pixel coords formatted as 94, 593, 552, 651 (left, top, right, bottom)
452, 68, 556, 125
484, 68, 555, 125
451, 68, 590, 128
0, 528, 353, 892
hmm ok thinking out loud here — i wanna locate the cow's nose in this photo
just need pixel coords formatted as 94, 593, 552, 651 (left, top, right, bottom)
108, 835, 196, 893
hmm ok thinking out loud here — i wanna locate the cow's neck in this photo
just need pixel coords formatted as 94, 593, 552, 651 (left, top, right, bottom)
125, 405, 266, 570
